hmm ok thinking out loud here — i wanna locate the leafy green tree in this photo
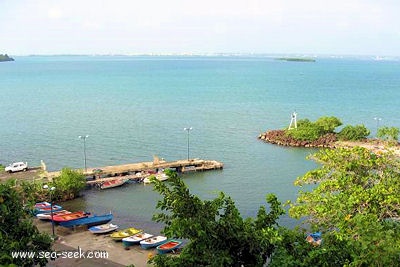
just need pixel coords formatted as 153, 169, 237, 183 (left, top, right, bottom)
285, 116, 342, 141
377, 126, 399, 141
286, 119, 324, 141
337, 124, 370, 141
315, 116, 342, 133
0, 182, 52, 266
150, 170, 285, 267
270, 228, 353, 267
52, 168, 86, 201
289, 147, 400, 266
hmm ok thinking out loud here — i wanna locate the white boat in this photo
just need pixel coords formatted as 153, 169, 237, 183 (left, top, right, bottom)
140, 235, 168, 249
36, 210, 71, 220
122, 232, 153, 247
88, 223, 119, 234
143, 173, 168, 184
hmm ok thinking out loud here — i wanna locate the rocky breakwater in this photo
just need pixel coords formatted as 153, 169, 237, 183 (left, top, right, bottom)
258, 130, 337, 148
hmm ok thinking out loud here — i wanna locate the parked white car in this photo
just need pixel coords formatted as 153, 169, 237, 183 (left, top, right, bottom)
5, 162, 28, 173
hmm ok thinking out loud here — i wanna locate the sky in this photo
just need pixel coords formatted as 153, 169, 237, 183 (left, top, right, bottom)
1, 0, 400, 56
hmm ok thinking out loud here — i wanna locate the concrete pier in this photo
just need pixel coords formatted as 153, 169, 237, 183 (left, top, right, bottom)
46, 158, 223, 185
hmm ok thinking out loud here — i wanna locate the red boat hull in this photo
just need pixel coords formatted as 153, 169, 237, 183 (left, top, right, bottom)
52, 211, 88, 222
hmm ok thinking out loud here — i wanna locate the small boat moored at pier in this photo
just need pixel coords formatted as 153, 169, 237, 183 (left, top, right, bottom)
143, 173, 168, 184
100, 178, 128, 189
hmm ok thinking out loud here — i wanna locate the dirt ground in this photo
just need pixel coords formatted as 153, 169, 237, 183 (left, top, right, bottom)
35, 220, 154, 267
0, 167, 43, 182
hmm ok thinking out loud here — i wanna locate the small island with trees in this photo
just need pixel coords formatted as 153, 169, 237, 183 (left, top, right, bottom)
275, 57, 316, 62
258, 115, 399, 151
0, 54, 14, 62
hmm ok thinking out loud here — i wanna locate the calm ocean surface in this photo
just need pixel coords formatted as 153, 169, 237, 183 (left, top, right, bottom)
1, 55, 399, 232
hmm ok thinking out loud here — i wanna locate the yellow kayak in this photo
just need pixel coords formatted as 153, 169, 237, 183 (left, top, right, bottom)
110, 227, 142, 241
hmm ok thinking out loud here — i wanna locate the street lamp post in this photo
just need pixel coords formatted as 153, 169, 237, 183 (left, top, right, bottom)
43, 185, 56, 238
78, 135, 89, 172
374, 117, 382, 137
183, 127, 193, 161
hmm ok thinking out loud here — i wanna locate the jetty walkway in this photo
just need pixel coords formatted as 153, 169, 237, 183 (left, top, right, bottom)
46, 158, 223, 185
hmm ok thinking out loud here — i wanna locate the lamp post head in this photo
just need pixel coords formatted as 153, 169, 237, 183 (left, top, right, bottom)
43, 184, 49, 189
184, 127, 193, 131
50, 187, 56, 191
78, 135, 89, 140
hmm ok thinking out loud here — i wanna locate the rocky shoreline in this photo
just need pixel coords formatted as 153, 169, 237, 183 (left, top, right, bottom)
258, 129, 337, 148
258, 129, 400, 157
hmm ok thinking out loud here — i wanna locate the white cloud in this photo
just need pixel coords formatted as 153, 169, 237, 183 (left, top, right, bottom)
47, 7, 63, 19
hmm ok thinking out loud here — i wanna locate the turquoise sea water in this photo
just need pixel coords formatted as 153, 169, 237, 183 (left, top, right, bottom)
1, 55, 399, 232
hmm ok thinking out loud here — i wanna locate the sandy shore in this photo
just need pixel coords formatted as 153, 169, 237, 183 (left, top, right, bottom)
35, 219, 154, 267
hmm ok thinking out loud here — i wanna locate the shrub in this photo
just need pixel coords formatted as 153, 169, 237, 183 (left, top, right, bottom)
377, 126, 399, 141
315, 116, 342, 133
52, 168, 86, 201
338, 124, 370, 141
285, 116, 342, 141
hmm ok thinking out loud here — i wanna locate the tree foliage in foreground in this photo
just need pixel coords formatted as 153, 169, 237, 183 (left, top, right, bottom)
150, 170, 285, 267
0, 182, 52, 267
289, 147, 400, 266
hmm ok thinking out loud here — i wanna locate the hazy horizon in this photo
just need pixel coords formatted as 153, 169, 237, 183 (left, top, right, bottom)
2, 0, 400, 57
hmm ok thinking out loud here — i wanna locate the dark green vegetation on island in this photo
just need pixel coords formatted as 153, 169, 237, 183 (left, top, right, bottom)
276, 57, 316, 62
0, 54, 14, 62
150, 147, 400, 266
259, 116, 380, 147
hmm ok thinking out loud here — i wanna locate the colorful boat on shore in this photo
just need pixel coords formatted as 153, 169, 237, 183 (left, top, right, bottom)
88, 223, 119, 234
35, 201, 51, 208
306, 232, 322, 246
36, 210, 71, 220
140, 235, 168, 249
33, 204, 63, 215
110, 227, 142, 241
156, 239, 182, 254
100, 178, 128, 189
122, 232, 153, 247
52, 211, 89, 223
59, 213, 113, 228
